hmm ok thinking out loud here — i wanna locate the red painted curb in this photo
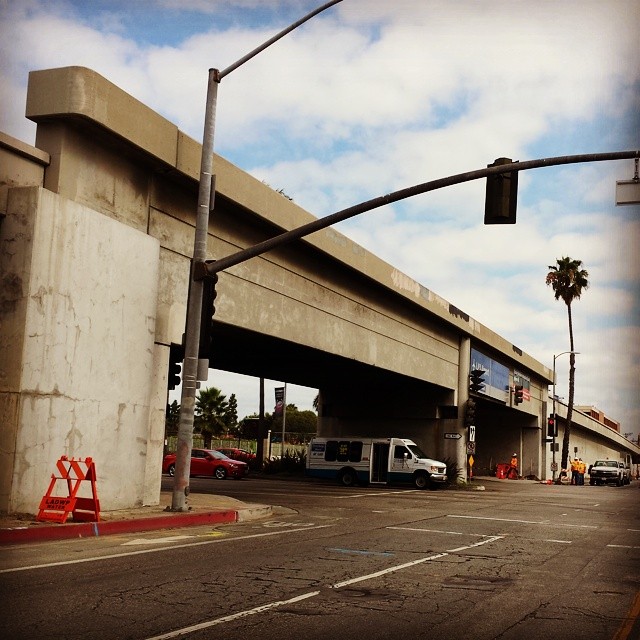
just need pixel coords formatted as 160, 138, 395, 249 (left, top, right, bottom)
0, 509, 238, 545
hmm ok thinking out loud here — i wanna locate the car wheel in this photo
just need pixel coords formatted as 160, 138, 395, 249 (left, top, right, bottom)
338, 469, 356, 487
414, 473, 429, 489
167, 464, 175, 477
214, 467, 227, 480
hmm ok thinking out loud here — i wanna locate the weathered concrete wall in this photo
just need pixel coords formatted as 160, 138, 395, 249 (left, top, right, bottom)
0, 131, 49, 215
1, 187, 161, 513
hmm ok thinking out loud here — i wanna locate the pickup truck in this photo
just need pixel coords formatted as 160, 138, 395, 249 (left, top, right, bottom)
588, 460, 624, 486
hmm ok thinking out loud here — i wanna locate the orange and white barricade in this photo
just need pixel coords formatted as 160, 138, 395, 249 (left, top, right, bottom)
37, 456, 100, 524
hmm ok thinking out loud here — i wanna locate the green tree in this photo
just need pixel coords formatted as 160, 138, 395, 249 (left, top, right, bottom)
165, 400, 180, 437
261, 404, 317, 444
546, 256, 589, 481
195, 387, 229, 448
226, 393, 238, 428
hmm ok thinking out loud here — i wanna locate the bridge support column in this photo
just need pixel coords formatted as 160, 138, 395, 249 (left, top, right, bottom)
441, 336, 470, 482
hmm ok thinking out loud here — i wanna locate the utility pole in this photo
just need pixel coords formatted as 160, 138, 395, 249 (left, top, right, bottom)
171, 0, 343, 511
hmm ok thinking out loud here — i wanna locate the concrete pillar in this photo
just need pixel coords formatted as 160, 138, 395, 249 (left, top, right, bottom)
441, 336, 470, 481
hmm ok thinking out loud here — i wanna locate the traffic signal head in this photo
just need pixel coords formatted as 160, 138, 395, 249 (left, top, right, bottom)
168, 343, 184, 390
514, 384, 524, 405
469, 369, 486, 394
465, 398, 476, 426
199, 274, 218, 360
484, 157, 519, 224
547, 415, 557, 438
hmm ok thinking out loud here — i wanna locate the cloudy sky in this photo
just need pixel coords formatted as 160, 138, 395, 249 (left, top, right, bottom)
1, 0, 638, 438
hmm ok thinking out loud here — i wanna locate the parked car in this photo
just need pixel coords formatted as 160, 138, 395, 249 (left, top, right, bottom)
162, 448, 249, 480
588, 460, 624, 486
215, 447, 257, 464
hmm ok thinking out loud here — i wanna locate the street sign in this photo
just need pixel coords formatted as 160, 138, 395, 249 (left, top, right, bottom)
444, 433, 462, 439
467, 442, 476, 455
469, 425, 476, 442
616, 180, 640, 205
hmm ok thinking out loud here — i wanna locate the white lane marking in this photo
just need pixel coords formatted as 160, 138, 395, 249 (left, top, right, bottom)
448, 515, 597, 528
607, 544, 640, 549
333, 535, 503, 588
122, 535, 195, 546
335, 490, 419, 499
445, 536, 504, 553
0, 524, 335, 574
387, 527, 486, 537
142, 533, 505, 639
145, 591, 321, 640
389, 525, 572, 544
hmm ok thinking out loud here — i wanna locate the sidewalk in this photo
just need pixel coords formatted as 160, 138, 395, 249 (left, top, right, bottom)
0, 491, 274, 545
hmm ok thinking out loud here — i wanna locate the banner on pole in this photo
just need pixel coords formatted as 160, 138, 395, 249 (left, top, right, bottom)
274, 387, 285, 415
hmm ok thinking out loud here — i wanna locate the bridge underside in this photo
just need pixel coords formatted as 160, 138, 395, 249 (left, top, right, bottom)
208, 322, 450, 405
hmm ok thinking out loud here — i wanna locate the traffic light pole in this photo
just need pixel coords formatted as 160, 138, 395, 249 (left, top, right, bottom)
170, 0, 344, 512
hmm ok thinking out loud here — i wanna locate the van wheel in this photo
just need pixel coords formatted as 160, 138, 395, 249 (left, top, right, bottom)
338, 469, 356, 487
414, 473, 429, 489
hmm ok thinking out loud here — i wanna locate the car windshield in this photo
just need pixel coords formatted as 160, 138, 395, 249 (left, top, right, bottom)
594, 461, 618, 468
206, 450, 230, 460
407, 444, 428, 459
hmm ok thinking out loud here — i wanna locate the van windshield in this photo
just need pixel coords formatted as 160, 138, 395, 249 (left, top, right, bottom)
408, 444, 428, 459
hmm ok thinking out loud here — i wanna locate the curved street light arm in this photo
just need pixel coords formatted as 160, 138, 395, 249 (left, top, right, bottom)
198, 151, 639, 277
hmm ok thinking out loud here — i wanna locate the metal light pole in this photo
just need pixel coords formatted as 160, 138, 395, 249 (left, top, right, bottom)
171, 0, 343, 512
551, 350, 579, 481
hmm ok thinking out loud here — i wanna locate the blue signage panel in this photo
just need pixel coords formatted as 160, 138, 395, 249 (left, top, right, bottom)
470, 348, 509, 403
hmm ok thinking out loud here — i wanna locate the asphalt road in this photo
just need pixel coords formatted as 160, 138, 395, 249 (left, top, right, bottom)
1, 476, 638, 640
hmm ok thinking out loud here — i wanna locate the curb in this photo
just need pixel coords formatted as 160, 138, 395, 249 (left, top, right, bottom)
0, 508, 244, 545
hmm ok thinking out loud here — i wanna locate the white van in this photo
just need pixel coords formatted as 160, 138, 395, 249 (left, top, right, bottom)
306, 437, 447, 489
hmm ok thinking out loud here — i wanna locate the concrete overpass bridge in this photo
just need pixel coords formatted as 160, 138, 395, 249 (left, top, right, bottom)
2, 67, 637, 513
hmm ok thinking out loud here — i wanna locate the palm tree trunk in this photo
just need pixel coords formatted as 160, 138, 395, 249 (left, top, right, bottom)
560, 303, 575, 475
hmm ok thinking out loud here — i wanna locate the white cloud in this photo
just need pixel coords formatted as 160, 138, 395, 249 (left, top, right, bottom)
1, 0, 638, 439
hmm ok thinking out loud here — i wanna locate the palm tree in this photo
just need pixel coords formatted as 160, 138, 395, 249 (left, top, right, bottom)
195, 387, 229, 448
546, 256, 589, 482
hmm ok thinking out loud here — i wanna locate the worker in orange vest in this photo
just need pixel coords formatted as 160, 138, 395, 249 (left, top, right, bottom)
570, 458, 580, 485
577, 458, 586, 485
508, 453, 518, 479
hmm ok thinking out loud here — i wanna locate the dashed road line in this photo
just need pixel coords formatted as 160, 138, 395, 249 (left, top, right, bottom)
0, 524, 335, 574
142, 534, 505, 639
448, 514, 597, 528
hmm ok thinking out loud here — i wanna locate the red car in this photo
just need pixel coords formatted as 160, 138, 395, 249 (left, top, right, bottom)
215, 447, 257, 464
162, 448, 248, 480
